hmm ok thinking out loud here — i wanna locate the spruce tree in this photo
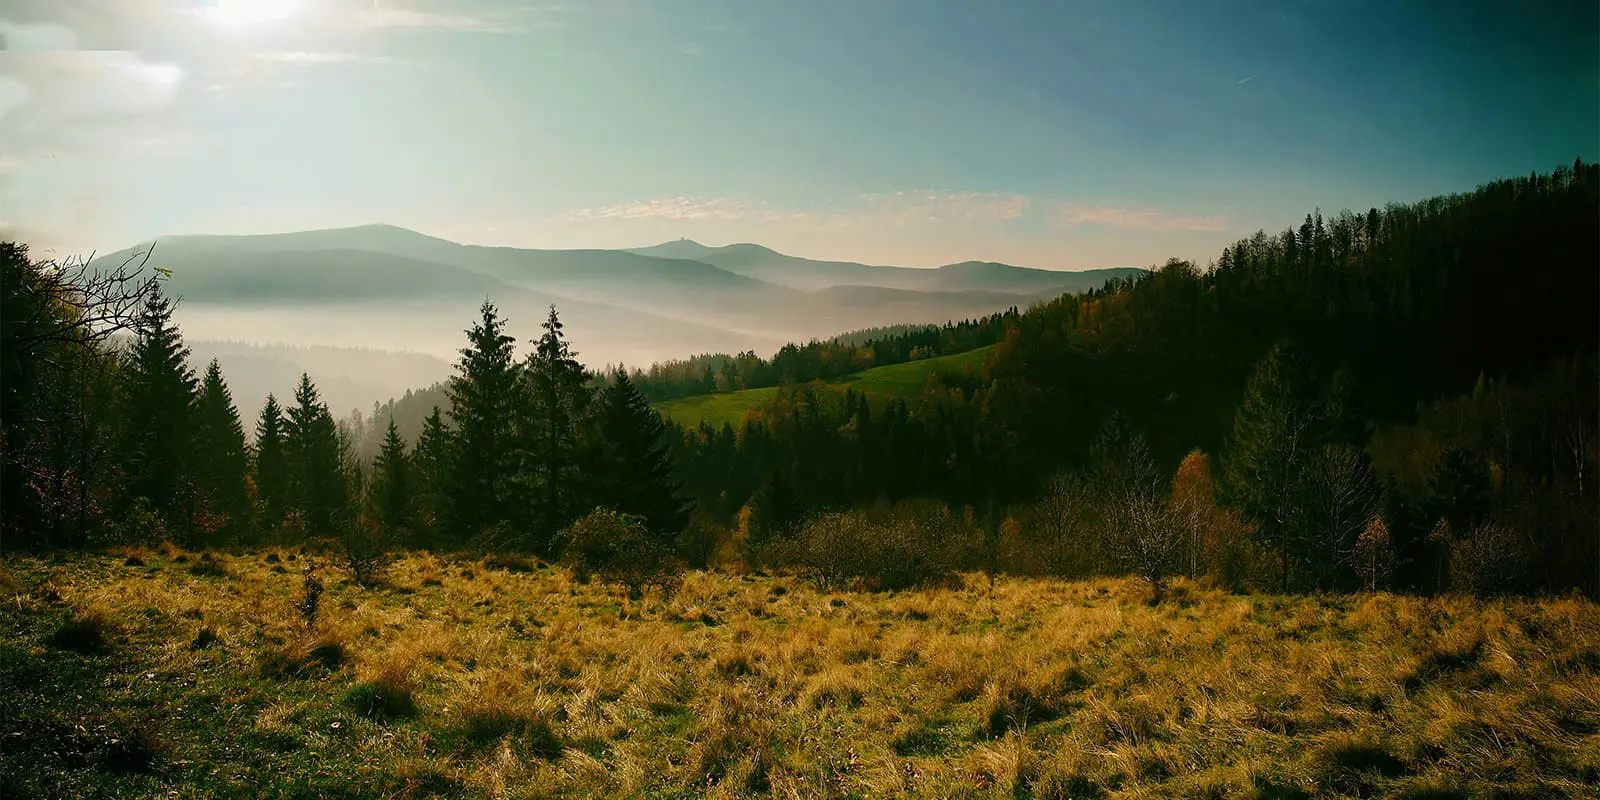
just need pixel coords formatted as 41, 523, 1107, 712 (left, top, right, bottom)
519, 305, 595, 550
285, 373, 349, 540
1220, 340, 1342, 591
370, 418, 412, 540
445, 301, 519, 543
412, 405, 453, 546
193, 359, 251, 538
253, 394, 288, 537
595, 369, 690, 538
119, 286, 198, 533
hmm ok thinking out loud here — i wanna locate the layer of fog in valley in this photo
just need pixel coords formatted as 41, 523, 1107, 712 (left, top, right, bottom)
96, 224, 1140, 416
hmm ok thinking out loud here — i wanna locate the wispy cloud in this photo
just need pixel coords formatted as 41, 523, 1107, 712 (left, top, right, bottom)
860, 191, 1032, 225
0, 19, 80, 51
253, 50, 393, 65
1054, 204, 1227, 232
1235, 75, 1257, 86
352, 6, 525, 33
563, 196, 804, 222
562, 192, 1224, 238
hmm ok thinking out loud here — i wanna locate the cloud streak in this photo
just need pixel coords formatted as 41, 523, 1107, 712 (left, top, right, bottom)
351, 5, 525, 33
252, 50, 394, 65
1054, 204, 1228, 232
562, 192, 1226, 236
859, 191, 1032, 225
563, 196, 804, 222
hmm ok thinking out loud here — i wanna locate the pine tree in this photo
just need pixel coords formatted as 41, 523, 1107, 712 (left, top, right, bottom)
519, 305, 595, 550
285, 373, 349, 540
595, 369, 690, 538
193, 359, 251, 538
119, 286, 198, 535
412, 405, 453, 546
370, 418, 412, 539
1220, 340, 1342, 591
253, 394, 288, 537
445, 301, 519, 543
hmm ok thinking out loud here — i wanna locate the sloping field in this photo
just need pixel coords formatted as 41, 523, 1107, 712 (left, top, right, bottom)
3, 549, 1597, 799
658, 345, 996, 427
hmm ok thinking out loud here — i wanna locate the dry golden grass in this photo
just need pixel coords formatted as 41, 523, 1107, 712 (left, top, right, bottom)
1, 548, 1597, 799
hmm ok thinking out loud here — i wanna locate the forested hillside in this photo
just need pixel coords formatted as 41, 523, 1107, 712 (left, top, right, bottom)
666, 160, 1599, 595
2, 161, 1595, 599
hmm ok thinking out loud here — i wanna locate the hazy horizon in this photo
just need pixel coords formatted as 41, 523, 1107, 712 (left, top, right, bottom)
4, 1, 1595, 268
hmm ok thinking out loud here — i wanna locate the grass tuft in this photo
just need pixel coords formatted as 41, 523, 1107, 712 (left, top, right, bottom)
48, 615, 107, 653
189, 627, 219, 650
188, 552, 229, 577
344, 675, 416, 722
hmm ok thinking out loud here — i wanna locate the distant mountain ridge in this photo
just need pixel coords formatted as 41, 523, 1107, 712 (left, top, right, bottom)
627, 237, 1139, 294
91, 224, 1142, 413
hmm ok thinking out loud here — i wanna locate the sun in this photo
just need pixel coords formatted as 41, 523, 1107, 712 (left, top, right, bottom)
204, 0, 302, 27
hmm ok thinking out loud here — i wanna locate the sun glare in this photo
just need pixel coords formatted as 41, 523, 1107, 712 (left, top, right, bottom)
205, 0, 301, 27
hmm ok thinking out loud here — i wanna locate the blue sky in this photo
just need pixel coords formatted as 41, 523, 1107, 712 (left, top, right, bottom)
1, 0, 1594, 268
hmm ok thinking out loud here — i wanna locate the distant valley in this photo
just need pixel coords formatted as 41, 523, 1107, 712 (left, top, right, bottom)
92, 225, 1141, 414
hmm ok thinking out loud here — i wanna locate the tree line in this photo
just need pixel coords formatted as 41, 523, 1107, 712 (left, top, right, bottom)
666, 159, 1598, 596
616, 310, 1021, 402
3, 159, 1594, 598
1, 250, 687, 565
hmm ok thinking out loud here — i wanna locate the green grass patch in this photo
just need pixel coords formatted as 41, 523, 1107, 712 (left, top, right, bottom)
657, 345, 995, 426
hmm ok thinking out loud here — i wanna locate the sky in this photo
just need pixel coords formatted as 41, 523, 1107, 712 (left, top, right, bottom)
1, 0, 1595, 269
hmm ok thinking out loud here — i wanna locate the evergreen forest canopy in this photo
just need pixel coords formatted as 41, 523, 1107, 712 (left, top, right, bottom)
1, 160, 1595, 598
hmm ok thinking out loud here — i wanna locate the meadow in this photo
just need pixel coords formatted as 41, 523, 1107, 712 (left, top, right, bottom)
3, 548, 1597, 799
656, 346, 996, 427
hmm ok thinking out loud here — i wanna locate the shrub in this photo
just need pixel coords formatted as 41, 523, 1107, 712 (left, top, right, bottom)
762, 505, 973, 591
1449, 520, 1532, 596
115, 498, 167, 545
557, 508, 683, 597
336, 518, 393, 587
1353, 517, 1396, 592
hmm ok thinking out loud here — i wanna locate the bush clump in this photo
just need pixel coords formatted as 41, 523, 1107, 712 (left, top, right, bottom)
761, 504, 976, 591
557, 508, 682, 597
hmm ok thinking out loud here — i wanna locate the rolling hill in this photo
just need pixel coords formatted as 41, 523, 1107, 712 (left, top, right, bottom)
657, 345, 996, 427
92, 225, 1131, 414
629, 238, 1143, 294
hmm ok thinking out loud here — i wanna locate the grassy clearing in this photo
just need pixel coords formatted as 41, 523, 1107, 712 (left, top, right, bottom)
2, 549, 1597, 799
657, 346, 996, 427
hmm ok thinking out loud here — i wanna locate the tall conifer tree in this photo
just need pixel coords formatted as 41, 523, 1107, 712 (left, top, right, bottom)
445, 301, 519, 542
595, 369, 690, 538
193, 359, 251, 537
119, 286, 198, 531
519, 305, 594, 549
253, 394, 288, 537
285, 373, 349, 539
